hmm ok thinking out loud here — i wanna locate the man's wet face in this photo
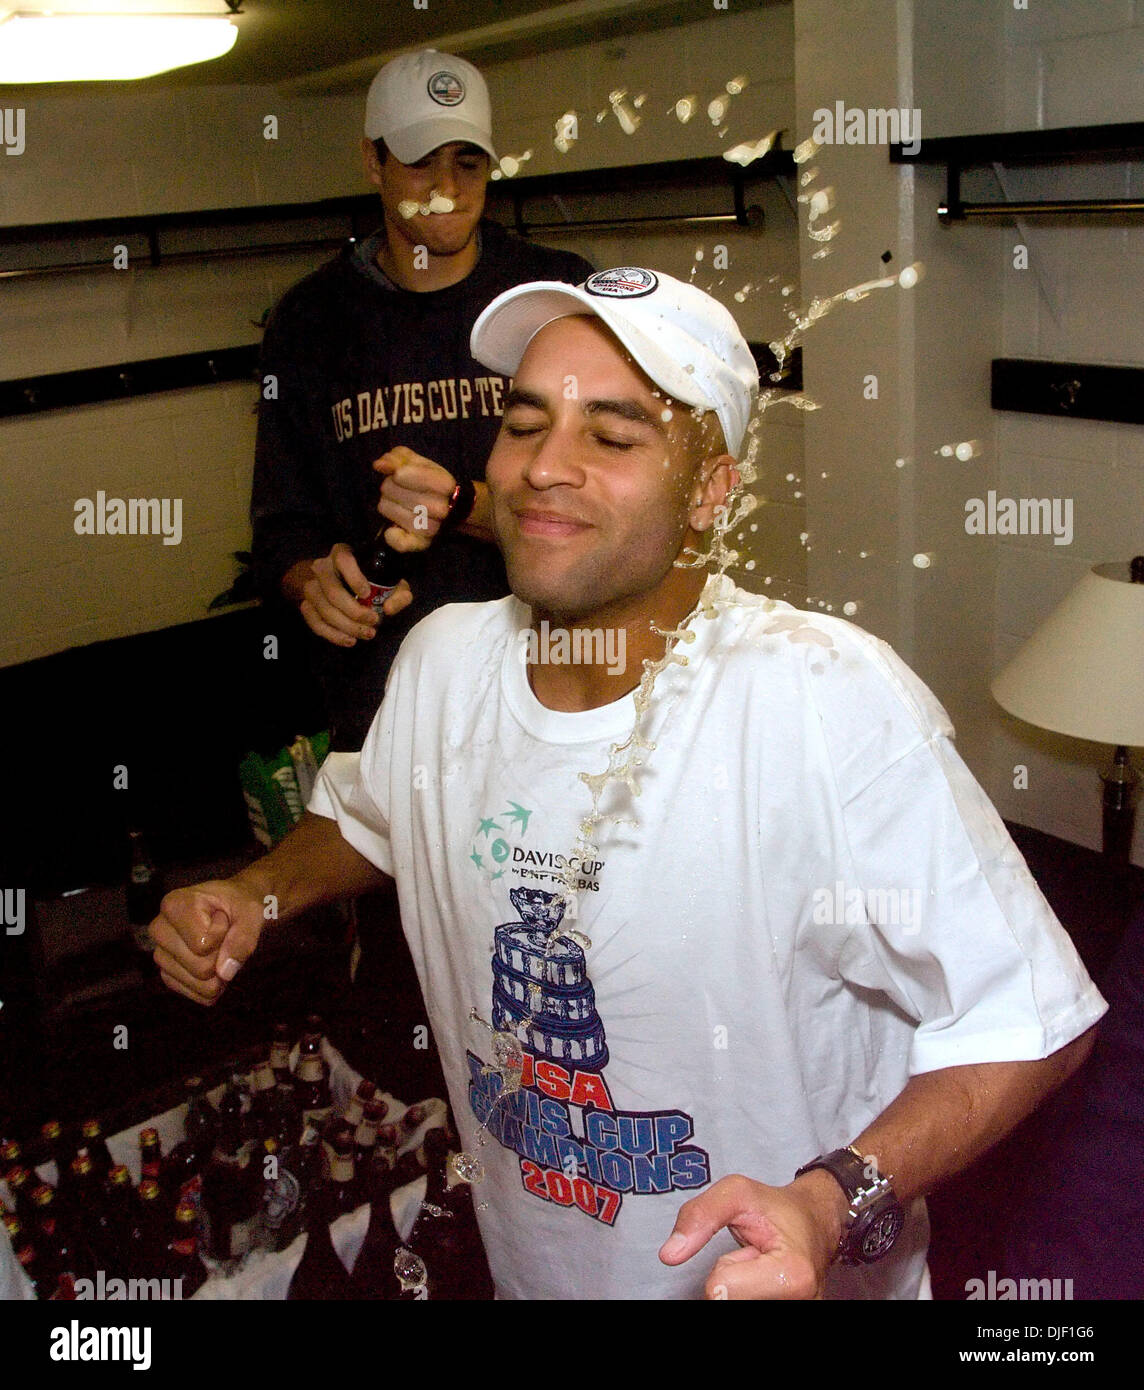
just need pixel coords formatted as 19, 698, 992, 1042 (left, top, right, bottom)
368, 140, 488, 257
485, 315, 706, 624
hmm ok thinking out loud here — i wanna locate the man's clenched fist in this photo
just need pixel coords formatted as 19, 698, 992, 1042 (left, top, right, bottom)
151, 879, 266, 1006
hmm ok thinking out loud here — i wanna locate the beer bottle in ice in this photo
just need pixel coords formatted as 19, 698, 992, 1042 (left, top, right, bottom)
286, 1181, 354, 1301
162, 1199, 208, 1297
293, 1021, 332, 1133
79, 1118, 113, 1183
200, 1112, 257, 1265
269, 1022, 293, 1086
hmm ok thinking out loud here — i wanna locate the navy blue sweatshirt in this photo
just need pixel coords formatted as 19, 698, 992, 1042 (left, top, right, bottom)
252, 218, 593, 749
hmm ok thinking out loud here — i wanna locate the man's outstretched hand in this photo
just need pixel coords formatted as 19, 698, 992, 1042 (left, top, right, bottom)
151, 878, 267, 1007
658, 1171, 847, 1299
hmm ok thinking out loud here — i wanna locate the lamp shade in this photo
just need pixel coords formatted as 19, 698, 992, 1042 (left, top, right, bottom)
991, 560, 1144, 747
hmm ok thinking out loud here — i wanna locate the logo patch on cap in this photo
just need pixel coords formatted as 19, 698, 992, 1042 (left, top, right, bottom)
585, 267, 658, 299
427, 71, 465, 106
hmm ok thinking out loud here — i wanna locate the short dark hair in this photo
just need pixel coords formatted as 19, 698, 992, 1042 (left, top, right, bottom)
372, 137, 389, 166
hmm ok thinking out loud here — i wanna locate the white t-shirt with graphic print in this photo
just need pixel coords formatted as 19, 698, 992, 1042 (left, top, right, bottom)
308, 573, 1105, 1300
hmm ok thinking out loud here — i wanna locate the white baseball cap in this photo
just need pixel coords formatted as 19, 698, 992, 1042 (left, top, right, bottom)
364, 49, 497, 164
470, 268, 759, 457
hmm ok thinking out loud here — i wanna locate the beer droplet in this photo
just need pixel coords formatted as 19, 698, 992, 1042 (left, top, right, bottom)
451, 1152, 485, 1184
394, 1247, 427, 1291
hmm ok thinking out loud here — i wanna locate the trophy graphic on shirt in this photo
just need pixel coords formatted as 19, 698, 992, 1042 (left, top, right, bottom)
491, 887, 609, 1072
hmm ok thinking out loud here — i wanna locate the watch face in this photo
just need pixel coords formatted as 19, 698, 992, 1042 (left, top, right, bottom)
856, 1204, 905, 1262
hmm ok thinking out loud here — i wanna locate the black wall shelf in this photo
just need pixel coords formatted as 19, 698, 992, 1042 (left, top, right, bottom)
992, 357, 1144, 426
889, 122, 1144, 221
0, 341, 798, 421
0, 345, 260, 420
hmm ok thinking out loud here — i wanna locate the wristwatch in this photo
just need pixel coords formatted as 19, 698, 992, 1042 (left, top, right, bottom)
795, 1145, 905, 1265
440, 477, 476, 531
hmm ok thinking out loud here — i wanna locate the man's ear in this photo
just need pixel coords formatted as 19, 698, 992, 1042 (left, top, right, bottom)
689, 454, 741, 532
362, 137, 383, 188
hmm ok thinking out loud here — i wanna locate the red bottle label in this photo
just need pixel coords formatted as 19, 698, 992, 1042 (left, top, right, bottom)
360, 581, 398, 612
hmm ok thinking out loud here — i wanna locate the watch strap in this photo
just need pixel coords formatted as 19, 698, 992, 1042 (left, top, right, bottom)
795, 1145, 903, 1265
440, 477, 476, 531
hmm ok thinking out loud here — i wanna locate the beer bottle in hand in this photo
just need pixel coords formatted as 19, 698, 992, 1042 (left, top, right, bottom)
355, 529, 405, 614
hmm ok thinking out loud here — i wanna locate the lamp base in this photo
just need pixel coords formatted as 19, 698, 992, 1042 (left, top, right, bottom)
1101, 745, 1140, 864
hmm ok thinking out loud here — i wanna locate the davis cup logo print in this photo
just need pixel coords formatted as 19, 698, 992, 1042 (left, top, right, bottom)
467, 887, 710, 1226
585, 267, 658, 298
428, 71, 465, 106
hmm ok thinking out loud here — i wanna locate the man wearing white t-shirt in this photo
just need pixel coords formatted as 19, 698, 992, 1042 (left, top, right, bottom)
152, 268, 1105, 1300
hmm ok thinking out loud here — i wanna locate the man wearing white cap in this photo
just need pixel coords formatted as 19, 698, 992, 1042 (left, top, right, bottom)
162, 269, 1102, 1300
248, 48, 591, 1098
251, 48, 592, 752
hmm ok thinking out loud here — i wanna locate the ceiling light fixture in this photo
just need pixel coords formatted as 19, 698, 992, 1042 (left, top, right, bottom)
0, 8, 240, 83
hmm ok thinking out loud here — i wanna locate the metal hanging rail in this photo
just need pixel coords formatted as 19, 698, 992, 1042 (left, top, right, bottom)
0, 153, 785, 281
888, 122, 1144, 222
1, 152, 793, 416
